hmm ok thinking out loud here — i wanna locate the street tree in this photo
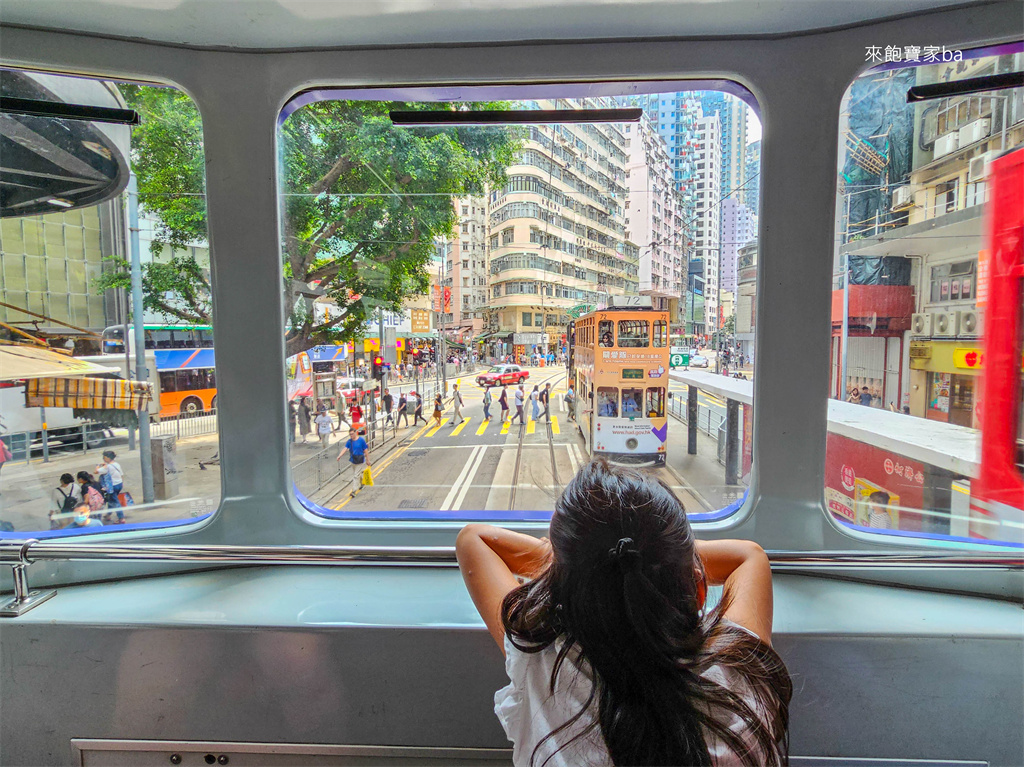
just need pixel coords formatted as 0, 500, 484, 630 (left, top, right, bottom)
97, 86, 522, 355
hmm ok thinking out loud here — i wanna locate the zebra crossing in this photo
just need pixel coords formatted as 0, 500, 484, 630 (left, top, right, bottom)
417, 414, 564, 440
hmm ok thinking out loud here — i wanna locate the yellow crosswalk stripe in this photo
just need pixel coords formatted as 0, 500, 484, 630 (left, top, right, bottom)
526, 419, 536, 435
500, 419, 511, 435
451, 417, 472, 436
476, 419, 490, 435
426, 418, 448, 437
551, 416, 560, 435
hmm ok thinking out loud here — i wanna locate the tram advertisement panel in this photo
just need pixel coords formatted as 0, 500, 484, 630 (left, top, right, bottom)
824, 433, 925, 531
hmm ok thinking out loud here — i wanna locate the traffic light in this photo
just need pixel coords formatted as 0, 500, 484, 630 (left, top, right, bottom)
372, 355, 384, 381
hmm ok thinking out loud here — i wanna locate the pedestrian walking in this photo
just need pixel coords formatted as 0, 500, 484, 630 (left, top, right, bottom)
96, 450, 126, 520
451, 384, 464, 426
288, 400, 298, 443
564, 383, 576, 421
336, 427, 370, 484
397, 393, 410, 426
433, 393, 444, 427
499, 385, 509, 423
531, 385, 541, 421
482, 386, 492, 421
414, 392, 428, 425
512, 384, 526, 425
542, 383, 552, 422
382, 388, 394, 425
298, 397, 312, 442
51, 473, 82, 529
314, 408, 335, 450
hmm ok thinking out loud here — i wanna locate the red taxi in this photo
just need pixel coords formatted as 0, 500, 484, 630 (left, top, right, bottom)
476, 364, 529, 388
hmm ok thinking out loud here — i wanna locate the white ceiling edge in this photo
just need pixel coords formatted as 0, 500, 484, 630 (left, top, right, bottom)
0, 0, 999, 50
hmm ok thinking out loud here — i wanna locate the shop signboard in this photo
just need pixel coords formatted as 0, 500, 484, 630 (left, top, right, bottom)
514, 332, 542, 345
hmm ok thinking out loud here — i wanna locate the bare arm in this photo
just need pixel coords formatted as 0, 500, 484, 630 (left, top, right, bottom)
696, 539, 774, 646
455, 523, 553, 654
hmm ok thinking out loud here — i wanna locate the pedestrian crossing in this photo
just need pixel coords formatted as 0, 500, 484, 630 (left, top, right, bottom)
406, 415, 566, 439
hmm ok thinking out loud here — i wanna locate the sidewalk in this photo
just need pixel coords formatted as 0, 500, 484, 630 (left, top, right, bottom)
663, 411, 747, 513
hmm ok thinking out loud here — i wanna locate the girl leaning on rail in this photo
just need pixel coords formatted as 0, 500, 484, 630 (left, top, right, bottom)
456, 460, 791, 767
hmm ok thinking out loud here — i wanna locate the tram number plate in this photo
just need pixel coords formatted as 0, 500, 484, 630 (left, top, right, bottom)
670, 353, 689, 368
622, 369, 644, 379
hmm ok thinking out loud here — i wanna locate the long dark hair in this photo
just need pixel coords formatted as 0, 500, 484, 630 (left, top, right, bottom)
501, 460, 791, 767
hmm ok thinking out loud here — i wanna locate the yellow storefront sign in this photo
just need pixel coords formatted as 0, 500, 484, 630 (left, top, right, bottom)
952, 348, 984, 370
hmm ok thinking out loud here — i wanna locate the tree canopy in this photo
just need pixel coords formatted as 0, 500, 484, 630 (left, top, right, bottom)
97, 86, 522, 355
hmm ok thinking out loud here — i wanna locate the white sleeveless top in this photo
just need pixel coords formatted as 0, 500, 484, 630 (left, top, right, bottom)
494, 624, 766, 767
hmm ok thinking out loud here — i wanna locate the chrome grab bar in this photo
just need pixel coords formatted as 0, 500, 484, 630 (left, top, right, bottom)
1, 539, 1020, 616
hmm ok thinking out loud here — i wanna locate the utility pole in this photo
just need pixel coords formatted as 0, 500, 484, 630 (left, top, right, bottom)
127, 176, 155, 503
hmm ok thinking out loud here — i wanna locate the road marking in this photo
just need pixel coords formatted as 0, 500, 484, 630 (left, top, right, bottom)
526, 419, 536, 435
500, 420, 511, 435
451, 445, 488, 510
475, 418, 491, 435
550, 416, 560, 435
440, 445, 482, 510
451, 417, 472, 436
332, 420, 434, 509
572, 443, 586, 469
566, 443, 579, 476
425, 418, 449, 437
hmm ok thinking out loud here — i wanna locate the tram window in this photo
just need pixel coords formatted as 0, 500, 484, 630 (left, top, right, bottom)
828, 47, 1024, 547
621, 388, 643, 417
597, 387, 619, 417
618, 320, 649, 348
599, 320, 614, 347
653, 320, 667, 348
0, 69, 220, 539
646, 387, 665, 418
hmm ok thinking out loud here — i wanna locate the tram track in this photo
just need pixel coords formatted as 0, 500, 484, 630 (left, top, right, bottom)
507, 369, 566, 512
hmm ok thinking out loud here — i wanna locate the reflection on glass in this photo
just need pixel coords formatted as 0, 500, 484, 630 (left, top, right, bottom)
829, 47, 1024, 546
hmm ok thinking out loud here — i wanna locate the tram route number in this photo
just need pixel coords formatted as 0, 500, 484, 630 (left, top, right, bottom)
670, 353, 689, 368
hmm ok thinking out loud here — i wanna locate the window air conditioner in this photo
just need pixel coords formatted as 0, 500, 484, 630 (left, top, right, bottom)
911, 312, 933, 336
933, 311, 959, 337
958, 118, 991, 147
959, 309, 983, 337
968, 151, 999, 183
933, 132, 960, 159
891, 186, 914, 210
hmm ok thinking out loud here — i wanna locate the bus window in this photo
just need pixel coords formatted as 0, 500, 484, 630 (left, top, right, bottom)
151, 330, 173, 349
597, 387, 618, 417
599, 320, 614, 347
159, 371, 177, 393
646, 387, 665, 418
144, 330, 156, 350
199, 329, 214, 347
102, 327, 125, 354
618, 320, 649, 348
621, 388, 643, 417
653, 320, 667, 348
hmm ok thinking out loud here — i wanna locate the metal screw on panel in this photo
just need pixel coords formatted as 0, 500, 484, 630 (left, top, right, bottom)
169, 756, 181, 765
218, 757, 229, 765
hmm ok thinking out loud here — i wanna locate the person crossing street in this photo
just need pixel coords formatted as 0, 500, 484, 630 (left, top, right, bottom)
511, 384, 526, 425
542, 383, 552, 423
451, 384, 465, 426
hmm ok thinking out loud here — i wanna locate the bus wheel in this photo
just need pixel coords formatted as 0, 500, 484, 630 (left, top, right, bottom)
211, 395, 217, 412
180, 397, 203, 415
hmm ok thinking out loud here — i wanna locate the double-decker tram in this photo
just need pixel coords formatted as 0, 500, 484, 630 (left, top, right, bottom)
569, 297, 670, 465
1, 3, 1022, 767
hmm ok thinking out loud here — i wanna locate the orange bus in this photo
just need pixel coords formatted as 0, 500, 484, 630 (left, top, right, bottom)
569, 298, 670, 466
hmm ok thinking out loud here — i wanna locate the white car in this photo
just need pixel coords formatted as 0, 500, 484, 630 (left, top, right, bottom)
689, 354, 709, 368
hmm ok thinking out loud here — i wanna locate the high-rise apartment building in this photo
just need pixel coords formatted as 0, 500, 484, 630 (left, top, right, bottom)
720, 197, 757, 295
745, 140, 761, 214
694, 114, 722, 325
624, 116, 687, 310
486, 99, 639, 355
700, 93, 749, 207
441, 196, 488, 343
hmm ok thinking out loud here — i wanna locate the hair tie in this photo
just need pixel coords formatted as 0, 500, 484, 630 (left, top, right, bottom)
608, 537, 642, 570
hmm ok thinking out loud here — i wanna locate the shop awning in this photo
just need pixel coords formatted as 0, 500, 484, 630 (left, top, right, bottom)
0, 343, 112, 382
26, 376, 153, 410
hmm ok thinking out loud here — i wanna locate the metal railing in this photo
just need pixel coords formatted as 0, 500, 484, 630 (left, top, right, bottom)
291, 445, 343, 493
1, 539, 1018, 616
667, 390, 725, 437
151, 409, 219, 440
0, 423, 115, 464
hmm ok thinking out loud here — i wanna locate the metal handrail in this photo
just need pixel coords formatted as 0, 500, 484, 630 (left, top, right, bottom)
1, 539, 1020, 616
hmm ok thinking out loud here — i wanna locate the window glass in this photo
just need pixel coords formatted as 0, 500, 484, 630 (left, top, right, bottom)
617, 319, 650, 347
277, 86, 759, 521
830, 48, 1023, 546
0, 70, 219, 537
597, 387, 619, 417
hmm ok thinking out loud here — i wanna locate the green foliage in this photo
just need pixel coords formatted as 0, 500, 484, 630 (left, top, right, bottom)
112, 85, 523, 355
723, 314, 736, 335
